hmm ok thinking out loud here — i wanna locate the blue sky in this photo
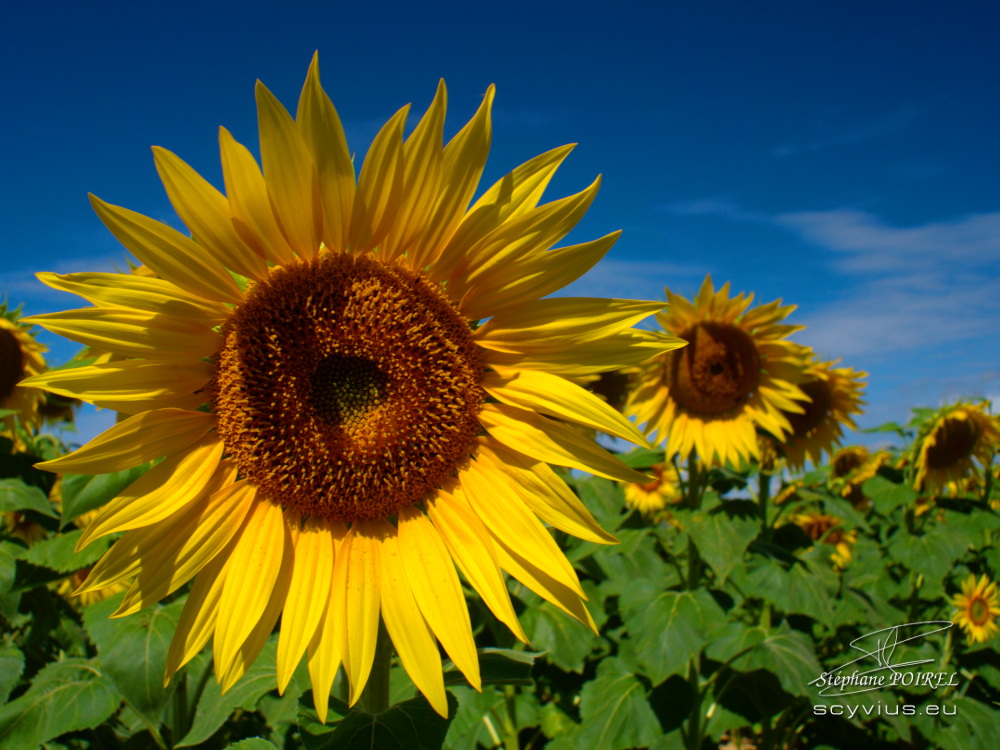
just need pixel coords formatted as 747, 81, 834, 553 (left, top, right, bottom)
2, 1, 998, 446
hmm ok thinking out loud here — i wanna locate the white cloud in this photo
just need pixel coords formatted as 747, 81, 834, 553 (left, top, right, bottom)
769, 104, 927, 158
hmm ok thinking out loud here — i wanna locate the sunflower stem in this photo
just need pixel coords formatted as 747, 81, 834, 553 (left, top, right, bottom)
757, 471, 772, 539
359, 618, 392, 715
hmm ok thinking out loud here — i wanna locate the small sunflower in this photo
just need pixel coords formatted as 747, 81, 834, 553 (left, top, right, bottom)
913, 402, 1000, 494
774, 358, 866, 470
829, 446, 889, 508
626, 276, 809, 467
0, 303, 47, 448
23, 57, 684, 719
791, 510, 857, 569
623, 462, 681, 516
950, 573, 1000, 644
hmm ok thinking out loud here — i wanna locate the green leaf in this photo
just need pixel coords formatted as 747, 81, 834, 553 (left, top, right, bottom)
83, 592, 185, 727
0, 478, 57, 517
888, 523, 969, 583
0, 643, 25, 704
574, 476, 628, 528
736, 555, 837, 625
593, 528, 673, 595
224, 740, 280, 750
720, 624, 822, 697
864, 475, 917, 516
300, 692, 457, 750
549, 657, 665, 750
619, 447, 665, 469
911, 697, 1000, 750
679, 499, 759, 583
22, 529, 112, 573
444, 648, 537, 687
619, 580, 727, 685
0, 657, 122, 748
59, 465, 150, 528
441, 686, 505, 749
176, 637, 282, 747
519, 597, 601, 673
0, 541, 20, 595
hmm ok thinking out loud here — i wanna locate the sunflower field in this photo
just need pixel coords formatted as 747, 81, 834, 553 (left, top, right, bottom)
1, 62, 998, 750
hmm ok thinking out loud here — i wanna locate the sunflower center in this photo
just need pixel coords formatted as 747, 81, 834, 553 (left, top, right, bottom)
926, 415, 980, 469
637, 464, 665, 493
833, 450, 864, 477
670, 322, 760, 415
210, 253, 484, 522
968, 596, 989, 625
785, 378, 834, 437
0, 326, 25, 402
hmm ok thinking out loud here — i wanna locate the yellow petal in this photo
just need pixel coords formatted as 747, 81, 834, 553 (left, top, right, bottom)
88, 194, 242, 304
219, 531, 295, 693
152, 146, 268, 280
349, 106, 408, 252
382, 80, 445, 261
219, 126, 297, 266
484, 329, 686, 377
397, 505, 480, 690
333, 522, 381, 705
307, 593, 342, 724
36, 271, 229, 325
460, 231, 619, 320
494, 539, 597, 632
476, 439, 617, 545
213, 498, 289, 677
482, 367, 649, 447
376, 519, 448, 717
417, 85, 494, 273
459, 459, 584, 598
440, 144, 574, 275
447, 488, 596, 631
99, 479, 256, 610
461, 177, 600, 288
296, 53, 355, 253
479, 403, 653, 483
76, 440, 228, 549
475, 298, 665, 354
164, 547, 232, 685
23, 308, 219, 359
256, 81, 323, 259
426, 490, 527, 643
20, 359, 212, 403
277, 518, 336, 693
36, 408, 215, 474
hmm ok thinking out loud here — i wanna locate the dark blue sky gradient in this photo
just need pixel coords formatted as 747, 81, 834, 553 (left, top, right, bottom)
3, 1, 998, 443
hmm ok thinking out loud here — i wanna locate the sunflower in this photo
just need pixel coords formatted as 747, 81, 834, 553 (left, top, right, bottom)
790, 510, 857, 569
774, 358, 866, 470
623, 462, 681, 516
1, 303, 47, 448
912, 402, 1000, 494
22, 56, 684, 720
828, 446, 888, 508
950, 573, 1000, 644
625, 276, 808, 467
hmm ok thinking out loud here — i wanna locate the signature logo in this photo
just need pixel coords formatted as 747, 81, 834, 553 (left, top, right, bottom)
809, 620, 961, 696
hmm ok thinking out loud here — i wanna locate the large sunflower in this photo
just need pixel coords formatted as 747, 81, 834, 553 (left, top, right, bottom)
912, 402, 1000, 494
23, 57, 684, 719
625, 276, 808, 467
774, 357, 866, 470
950, 573, 1000, 644
1, 304, 47, 448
